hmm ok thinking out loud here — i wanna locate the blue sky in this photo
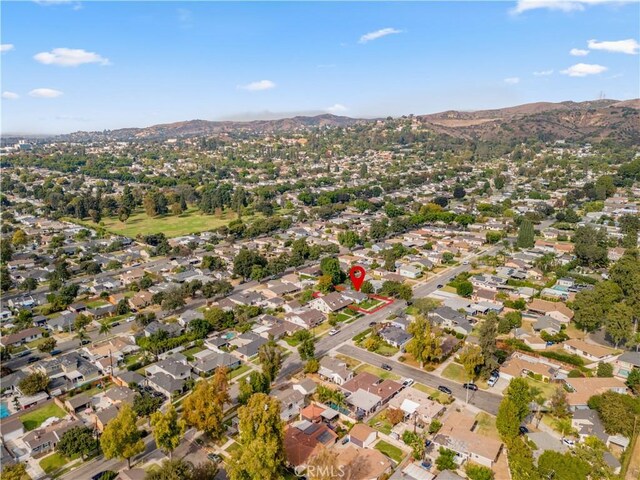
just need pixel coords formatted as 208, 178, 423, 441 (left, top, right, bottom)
1, 1, 639, 134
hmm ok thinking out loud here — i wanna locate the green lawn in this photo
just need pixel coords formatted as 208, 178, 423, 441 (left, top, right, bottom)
375, 342, 399, 357
375, 440, 405, 463
354, 364, 401, 381
21, 403, 68, 431
182, 346, 205, 359
359, 299, 384, 310
86, 299, 109, 308
26, 337, 50, 349
441, 362, 469, 384
523, 377, 558, 401
225, 442, 241, 454
39, 452, 77, 474
229, 364, 252, 380
65, 207, 244, 238
337, 310, 357, 322
368, 412, 394, 435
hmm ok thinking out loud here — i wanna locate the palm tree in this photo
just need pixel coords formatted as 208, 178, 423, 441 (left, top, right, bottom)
76, 329, 89, 346
99, 321, 112, 337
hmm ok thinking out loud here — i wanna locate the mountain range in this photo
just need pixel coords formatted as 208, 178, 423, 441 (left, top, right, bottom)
35, 99, 640, 145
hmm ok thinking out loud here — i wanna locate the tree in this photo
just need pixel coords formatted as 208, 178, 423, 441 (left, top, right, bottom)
596, 362, 614, 377
38, 337, 57, 353
320, 257, 346, 285
116, 298, 130, 315
99, 321, 112, 337
505, 378, 532, 422
151, 404, 185, 459
588, 391, 640, 438
182, 367, 229, 440
133, 393, 163, 420
549, 387, 570, 419
101, 404, 145, 469
605, 303, 633, 347
18, 372, 49, 395
453, 184, 466, 199
2, 463, 27, 480
406, 316, 441, 368
478, 313, 498, 374
573, 281, 623, 332
12, 229, 28, 247
258, 339, 283, 384
227, 393, 285, 480
626, 368, 640, 394
338, 231, 360, 249
162, 286, 186, 311
456, 280, 473, 297
298, 337, 316, 361
238, 371, 270, 405
538, 451, 590, 480
485, 231, 503, 244
516, 219, 535, 248
57, 426, 96, 460
360, 280, 374, 294
233, 248, 267, 279
317, 274, 334, 294
458, 345, 484, 382
0, 266, 13, 292
386, 408, 404, 426
496, 398, 520, 441
304, 358, 319, 374
21, 277, 38, 292
435, 447, 456, 471
145, 459, 218, 480
573, 226, 608, 268
465, 464, 494, 480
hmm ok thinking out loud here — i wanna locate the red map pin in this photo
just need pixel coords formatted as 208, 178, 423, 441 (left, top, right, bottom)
349, 265, 366, 291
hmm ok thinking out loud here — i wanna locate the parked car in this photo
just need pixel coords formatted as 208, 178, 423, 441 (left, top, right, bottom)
519, 426, 529, 435
438, 385, 452, 395
463, 383, 478, 391
424, 439, 432, 447
341, 436, 349, 445
369, 321, 377, 327
111, 322, 121, 327
27, 356, 40, 363
208, 453, 222, 463
50, 349, 62, 356
487, 376, 498, 387
328, 329, 339, 336
436, 284, 444, 289
402, 378, 414, 387
381, 363, 393, 371
562, 438, 575, 447
421, 461, 432, 470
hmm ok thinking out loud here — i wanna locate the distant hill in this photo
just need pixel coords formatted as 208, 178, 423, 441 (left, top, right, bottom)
417, 99, 640, 145
57, 114, 364, 142
46, 99, 639, 145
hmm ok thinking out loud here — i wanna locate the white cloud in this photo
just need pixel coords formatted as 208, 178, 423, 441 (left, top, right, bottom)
560, 63, 608, 77
2, 92, 19, 100
29, 88, 63, 98
570, 48, 590, 56
326, 104, 348, 114
512, 0, 634, 14
504, 77, 521, 84
588, 38, 640, 54
238, 80, 276, 91
359, 28, 402, 44
1, 44, 14, 53
533, 69, 554, 76
34, 48, 110, 67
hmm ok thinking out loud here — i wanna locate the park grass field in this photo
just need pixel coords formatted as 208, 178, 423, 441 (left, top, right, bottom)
65, 207, 241, 238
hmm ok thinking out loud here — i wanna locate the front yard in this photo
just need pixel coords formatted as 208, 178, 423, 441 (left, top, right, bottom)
354, 364, 401, 381
440, 362, 469, 384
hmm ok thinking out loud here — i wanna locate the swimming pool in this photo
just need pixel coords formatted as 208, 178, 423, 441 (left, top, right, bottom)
0, 401, 9, 419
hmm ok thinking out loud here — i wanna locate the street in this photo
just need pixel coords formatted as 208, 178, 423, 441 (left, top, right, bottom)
337, 344, 501, 415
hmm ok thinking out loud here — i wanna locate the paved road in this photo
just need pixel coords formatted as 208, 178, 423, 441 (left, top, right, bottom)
60, 435, 157, 480
276, 245, 501, 382
337, 344, 501, 415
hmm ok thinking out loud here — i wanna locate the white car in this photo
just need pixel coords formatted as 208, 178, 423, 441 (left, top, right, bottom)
562, 438, 576, 447
328, 329, 339, 336
487, 376, 499, 387
402, 378, 414, 387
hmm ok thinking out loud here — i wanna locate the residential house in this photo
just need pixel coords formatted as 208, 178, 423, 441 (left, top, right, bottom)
64, 393, 92, 413
129, 291, 153, 311
429, 307, 472, 336
388, 388, 445, 426
564, 377, 627, 409
379, 325, 412, 350
284, 420, 338, 467
193, 351, 241, 376
23, 419, 83, 456
432, 410, 503, 468
0, 327, 43, 348
614, 352, 640, 379
318, 357, 353, 385
273, 387, 306, 422
349, 423, 378, 448
286, 309, 325, 329
563, 339, 615, 363
310, 292, 353, 314
527, 299, 574, 323
335, 445, 392, 480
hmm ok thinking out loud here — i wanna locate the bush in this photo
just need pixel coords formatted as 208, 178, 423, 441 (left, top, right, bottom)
568, 369, 584, 378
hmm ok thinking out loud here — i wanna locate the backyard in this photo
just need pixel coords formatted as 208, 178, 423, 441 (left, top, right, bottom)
368, 411, 394, 435
374, 440, 405, 463
21, 403, 67, 431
